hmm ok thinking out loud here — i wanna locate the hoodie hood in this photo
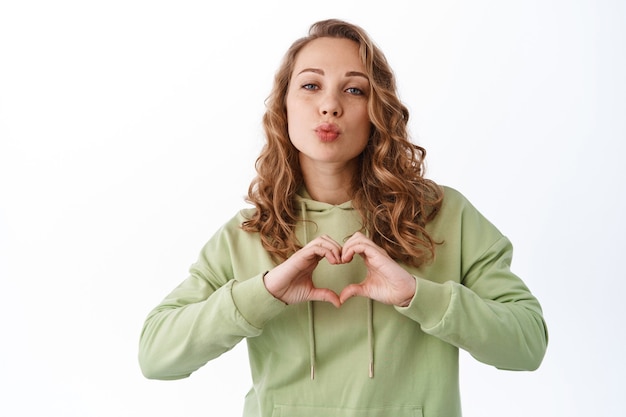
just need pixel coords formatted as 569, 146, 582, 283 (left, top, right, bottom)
294, 187, 355, 213
294, 187, 375, 380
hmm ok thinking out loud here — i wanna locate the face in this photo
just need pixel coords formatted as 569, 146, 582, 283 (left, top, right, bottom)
286, 37, 371, 170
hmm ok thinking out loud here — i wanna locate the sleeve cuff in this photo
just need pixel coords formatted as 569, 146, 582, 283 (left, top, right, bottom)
395, 276, 453, 330
231, 272, 287, 329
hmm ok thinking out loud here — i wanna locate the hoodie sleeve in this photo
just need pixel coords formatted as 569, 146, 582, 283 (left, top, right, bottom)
395, 190, 548, 371
138, 218, 286, 380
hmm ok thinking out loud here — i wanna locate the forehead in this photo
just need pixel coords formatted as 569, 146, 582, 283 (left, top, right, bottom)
292, 37, 365, 73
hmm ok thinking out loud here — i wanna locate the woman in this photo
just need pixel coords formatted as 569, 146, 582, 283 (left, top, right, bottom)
139, 19, 548, 417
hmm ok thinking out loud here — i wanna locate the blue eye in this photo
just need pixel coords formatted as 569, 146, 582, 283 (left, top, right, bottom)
302, 83, 319, 90
346, 87, 364, 95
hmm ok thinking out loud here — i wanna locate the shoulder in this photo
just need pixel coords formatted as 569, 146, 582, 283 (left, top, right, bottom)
197, 207, 259, 249
195, 207, 263, 263
214, 207, 257, 229
431, 185, 504, 243
438, 185, 474, 214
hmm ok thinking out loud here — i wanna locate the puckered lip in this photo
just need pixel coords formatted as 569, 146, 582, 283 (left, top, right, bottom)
314, 122, 341, 134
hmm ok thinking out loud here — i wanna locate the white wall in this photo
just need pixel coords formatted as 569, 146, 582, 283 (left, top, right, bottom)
1, 1, 624, 416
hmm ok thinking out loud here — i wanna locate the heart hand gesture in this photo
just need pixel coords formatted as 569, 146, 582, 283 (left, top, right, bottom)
339, 232, 416, 307
263, 235, 344, 308
263, 232, 416, 308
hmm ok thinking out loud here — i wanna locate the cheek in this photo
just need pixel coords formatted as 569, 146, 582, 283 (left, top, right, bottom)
286, 98, 312, 131
285, 106, 298, 137
285, 96, 304, 144
285, 93, 300, 124
356, 108, 372, 139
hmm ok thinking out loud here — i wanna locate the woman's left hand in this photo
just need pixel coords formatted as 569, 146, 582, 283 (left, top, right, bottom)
339, 232, 416, 307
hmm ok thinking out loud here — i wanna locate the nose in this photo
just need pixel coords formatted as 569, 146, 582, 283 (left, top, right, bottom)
319, 91, 342, 117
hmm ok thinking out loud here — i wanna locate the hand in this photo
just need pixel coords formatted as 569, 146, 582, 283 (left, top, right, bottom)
263, 235, 343, 308
339, 232, 416, 307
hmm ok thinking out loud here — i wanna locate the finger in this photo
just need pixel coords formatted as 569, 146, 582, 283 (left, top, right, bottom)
318, 234, 343, 249
343, 231, 368, 246
339, 283, 368, 304
301, 241, 337, 261
341, 241, 378, 263
318, 234, 344, 259
307, 236, 343, 264
309, 288, 341, 308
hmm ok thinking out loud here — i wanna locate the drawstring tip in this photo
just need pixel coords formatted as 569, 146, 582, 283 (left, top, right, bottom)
369, 362, 374, 378
310, 365, 315, 380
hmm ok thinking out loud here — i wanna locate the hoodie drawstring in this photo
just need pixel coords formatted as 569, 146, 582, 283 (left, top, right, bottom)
300, 199, 375, 380
308, 301, 316, 380
301, 200, 317, 380
368, 299, 374, 378
365, 226, 375, 379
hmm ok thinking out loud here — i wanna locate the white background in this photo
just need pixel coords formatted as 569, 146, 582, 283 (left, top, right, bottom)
1, 1, 624, 416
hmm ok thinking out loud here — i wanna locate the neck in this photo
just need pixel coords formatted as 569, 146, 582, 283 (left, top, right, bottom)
300, 159, 357, 205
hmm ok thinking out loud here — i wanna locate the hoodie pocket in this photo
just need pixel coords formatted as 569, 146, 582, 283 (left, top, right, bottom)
272, 404, 423, 417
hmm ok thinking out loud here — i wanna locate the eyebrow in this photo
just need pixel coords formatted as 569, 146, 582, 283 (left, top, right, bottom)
297, 68, 369, 80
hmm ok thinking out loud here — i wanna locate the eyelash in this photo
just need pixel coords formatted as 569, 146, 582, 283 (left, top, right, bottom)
301, 84, 365, 96
346, 87, 364, 96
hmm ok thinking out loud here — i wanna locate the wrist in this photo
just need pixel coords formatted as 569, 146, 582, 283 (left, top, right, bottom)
396, 276, 416, 307
262, 270, 285, 302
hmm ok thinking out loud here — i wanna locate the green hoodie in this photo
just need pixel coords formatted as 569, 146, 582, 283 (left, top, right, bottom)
139, 186, 547, 417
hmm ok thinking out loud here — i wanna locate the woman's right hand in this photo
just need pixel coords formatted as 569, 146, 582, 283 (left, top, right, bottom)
263, 235, 343, 308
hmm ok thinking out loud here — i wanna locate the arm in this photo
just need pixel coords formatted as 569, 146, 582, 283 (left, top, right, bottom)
398, 235, 548, 371
395, 189, 548, 371
138, 224, 286, 380
340, 189, 548, 371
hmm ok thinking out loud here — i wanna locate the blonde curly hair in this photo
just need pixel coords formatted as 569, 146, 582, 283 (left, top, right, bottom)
243, 19, 443, 268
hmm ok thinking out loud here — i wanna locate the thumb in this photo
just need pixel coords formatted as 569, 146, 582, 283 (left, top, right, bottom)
339, 283, 367, 304
310, 288, 342, 309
